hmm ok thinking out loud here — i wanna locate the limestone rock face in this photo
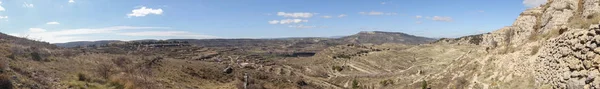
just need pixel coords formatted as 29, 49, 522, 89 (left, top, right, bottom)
437, 0, 600, 88
583, 0, 600, 19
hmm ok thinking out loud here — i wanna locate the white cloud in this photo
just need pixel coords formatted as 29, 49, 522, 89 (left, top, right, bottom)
359, 11, 397, 16
288, 25, 317, 29
0, 1, 5, 11
431, 16, 453, 22
321, 16, 332, 19
46, 22, 60, 25
415, 15, 422, 19
268, 20, 280, 24
69, 0, 75, 3
268, 19, 308, 24
523, 0, 546, 8
416, 21, 422, 24
117, 31, 216, 38
12, 26, 170, 43
29, 28, 47, 33
338, 14, 347, 18
381, 2, 387, 5
276, 12, 314, 18
127, 7, 163, 17
0, 16, 7, 19
478, 10, 485, 13
22, 2, 34, 8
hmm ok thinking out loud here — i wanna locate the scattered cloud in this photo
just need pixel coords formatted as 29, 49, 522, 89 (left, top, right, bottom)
22, 2, 34, 8
268, 19, 308, 24
29, 28, 47, 33
46, 22, 60, 25
416, 21, 422, 24
321, 16, 332, 19
431, 16, 453, 22
288, 25, 318, 29
523, 0, 546, 8
69, 0, 75, 3
276, 12, 314, 18
117, 31, 216, 38
478, 10, 485, 13
0, 1, 5, 11
127, 7, 163, 18
338, 14, 347, 18
359, 11, 397, 16
415, 15, 422, 19
268, 20, 279, 24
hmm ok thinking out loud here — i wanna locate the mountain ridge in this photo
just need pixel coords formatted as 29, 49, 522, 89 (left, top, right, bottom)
54, 31, 437, 48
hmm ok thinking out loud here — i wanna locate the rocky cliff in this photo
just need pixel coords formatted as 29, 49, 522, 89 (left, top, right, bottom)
435, 0, 600, 88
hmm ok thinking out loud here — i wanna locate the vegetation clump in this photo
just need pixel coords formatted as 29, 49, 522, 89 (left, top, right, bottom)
332, 65, 344, 72
380, 79, 394, 86
352, 79, 359, 89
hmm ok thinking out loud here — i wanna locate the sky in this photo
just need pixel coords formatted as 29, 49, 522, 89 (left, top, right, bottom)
0, 0, 547, 43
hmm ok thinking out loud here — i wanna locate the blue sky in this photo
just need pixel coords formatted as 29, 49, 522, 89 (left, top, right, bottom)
0, 0, 546, 43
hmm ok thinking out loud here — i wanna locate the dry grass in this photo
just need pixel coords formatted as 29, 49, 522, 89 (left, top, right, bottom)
529, 26, 565, 43
569, 0, 600, 29
569, 13, 600, 29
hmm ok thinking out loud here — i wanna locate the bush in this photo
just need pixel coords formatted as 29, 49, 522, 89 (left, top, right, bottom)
96, 63, 113, 79
422, 80, 428, 89
0, 59, 8, 73
0, 75, 13, 89
530, 45, 541, 55
380, 79, 394, 86
113, 57, 132, 68
30, 52, 43, 61
332, 66, 343, 72
352, 79, 359, 89
77, 73, 89, 81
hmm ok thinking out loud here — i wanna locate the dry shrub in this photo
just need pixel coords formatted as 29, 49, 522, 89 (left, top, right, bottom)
380, 79, 394, 86
332, 65, 343, 72
77, 73, 89, 81
108, 75, 154, 89
30, 52, 43, 61
530, 45, 541, 55
0, 74, 13, 89
56, 49, 78, 58
113, 57, 132, 68
96, 63, 113, 79
0, 59, 8, 73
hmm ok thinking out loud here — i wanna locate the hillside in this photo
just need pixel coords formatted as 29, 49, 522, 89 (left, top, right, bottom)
3, 0, 600, 88
338, 31, 437, 45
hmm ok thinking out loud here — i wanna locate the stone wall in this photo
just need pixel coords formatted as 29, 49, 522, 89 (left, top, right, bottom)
536, 24, 600, 88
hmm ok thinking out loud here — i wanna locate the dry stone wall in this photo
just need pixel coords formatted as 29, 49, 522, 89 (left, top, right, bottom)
536, 24, 600, 89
